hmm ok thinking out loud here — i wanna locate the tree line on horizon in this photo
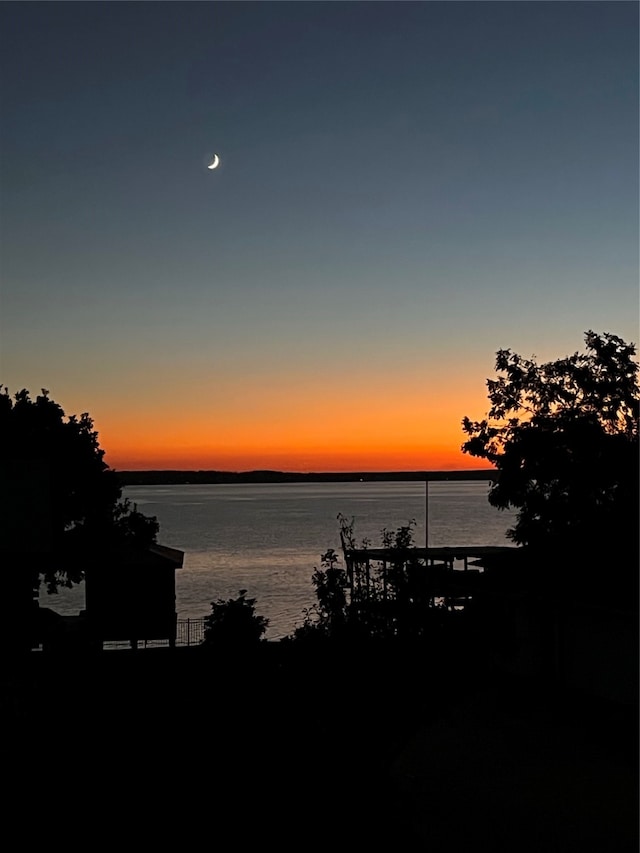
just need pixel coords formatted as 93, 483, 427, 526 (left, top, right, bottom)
114, 468, 497, 487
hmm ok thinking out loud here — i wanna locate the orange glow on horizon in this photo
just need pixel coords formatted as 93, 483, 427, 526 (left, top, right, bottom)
101, 420, 487, 472
104, 453, 491, 473
103, 440, 491, 473
90, 370, 495, 473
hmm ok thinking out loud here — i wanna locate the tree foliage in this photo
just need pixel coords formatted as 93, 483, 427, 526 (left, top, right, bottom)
290, 516, 452, 644
202, 589, 269, 647
289, 548, 350, 643
461, 331, 639, 567
0, 386, 159, 593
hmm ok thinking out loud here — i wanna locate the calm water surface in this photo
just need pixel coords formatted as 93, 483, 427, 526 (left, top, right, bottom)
44, 481, 516, 639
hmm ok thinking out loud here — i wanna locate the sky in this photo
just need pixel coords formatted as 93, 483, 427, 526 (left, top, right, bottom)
1, 1, 638, 472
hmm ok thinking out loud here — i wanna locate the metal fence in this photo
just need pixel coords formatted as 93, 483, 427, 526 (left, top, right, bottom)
176, 618, 205, 646
102, 618, 206, 650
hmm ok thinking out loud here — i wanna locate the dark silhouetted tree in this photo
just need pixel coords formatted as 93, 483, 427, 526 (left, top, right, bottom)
202, 589, 269, 647
461, 331, 639, 597
0, 386, 159, 600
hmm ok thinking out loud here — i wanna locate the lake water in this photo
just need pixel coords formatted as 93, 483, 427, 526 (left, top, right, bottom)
41, 481, 516, 640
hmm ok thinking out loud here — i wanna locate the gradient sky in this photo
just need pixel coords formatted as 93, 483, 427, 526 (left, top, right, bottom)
1, 1, 638, 472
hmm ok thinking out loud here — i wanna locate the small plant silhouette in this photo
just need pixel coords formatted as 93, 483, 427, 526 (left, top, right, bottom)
202, 589, 269, 647
289, 549, 349, 642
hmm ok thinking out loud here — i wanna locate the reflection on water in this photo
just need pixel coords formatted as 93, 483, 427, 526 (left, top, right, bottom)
40, 481, 516, 639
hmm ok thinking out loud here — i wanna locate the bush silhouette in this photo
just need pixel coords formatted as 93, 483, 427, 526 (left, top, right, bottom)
202, 589, 269, 647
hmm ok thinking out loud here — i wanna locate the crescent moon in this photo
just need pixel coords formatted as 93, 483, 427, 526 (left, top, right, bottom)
207, 154, 220, 170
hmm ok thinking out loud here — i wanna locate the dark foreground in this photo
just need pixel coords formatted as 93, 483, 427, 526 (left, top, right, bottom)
2, 643, 637, 851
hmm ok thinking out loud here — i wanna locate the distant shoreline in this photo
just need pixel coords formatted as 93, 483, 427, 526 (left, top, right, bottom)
116, 469, 497, 486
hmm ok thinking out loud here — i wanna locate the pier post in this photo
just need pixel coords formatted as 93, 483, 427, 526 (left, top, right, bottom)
425, 479, 429, 549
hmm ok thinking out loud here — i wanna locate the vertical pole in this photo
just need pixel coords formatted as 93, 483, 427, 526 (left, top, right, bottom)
425, 477, 429, 550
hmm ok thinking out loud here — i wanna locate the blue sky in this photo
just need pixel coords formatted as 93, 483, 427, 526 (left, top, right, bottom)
1, 1, 638, 470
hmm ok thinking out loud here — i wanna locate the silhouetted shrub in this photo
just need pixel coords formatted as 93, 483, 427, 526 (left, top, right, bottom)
202, 589, 269, 647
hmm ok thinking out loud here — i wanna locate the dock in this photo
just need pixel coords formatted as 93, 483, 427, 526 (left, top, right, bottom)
340, 539, 521, 610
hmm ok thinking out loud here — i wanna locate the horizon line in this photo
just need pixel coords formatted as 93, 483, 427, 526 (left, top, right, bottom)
114, 466, 496, 474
